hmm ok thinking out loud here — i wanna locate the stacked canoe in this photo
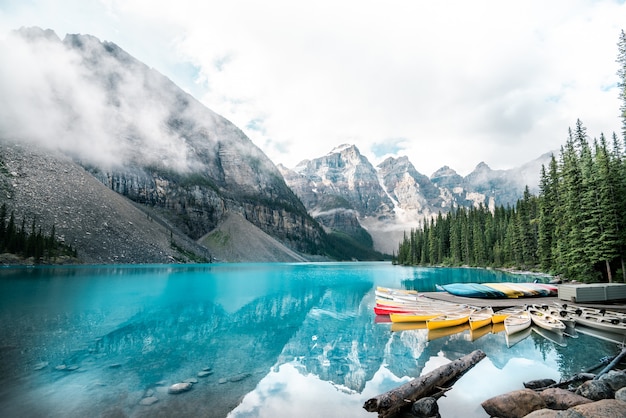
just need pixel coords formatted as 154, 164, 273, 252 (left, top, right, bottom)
437, 282, 557, 299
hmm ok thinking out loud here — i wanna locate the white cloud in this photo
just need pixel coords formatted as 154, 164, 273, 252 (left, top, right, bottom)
1, 0, 624, 175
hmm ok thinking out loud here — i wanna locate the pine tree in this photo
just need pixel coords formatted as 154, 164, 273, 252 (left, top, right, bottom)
593, 134, 621, 281
617, 29, 626, 142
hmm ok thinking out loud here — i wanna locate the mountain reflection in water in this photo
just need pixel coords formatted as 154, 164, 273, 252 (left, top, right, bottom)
0, 263, 620, 418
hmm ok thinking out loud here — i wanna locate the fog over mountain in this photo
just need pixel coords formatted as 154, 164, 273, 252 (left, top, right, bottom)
0, 27, 330, 263
0, 27, 553, 261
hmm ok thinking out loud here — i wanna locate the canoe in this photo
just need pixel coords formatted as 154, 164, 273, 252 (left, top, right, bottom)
376, 286, 418, 296
531, 325, 567, 347
529, 283, 558, 296
375, 286, 419, 301
530, 304, 576, 328
427, 323, 469, 341
575, 324, 626, 344
573, 313, 626, 335
553, 302, 626, 320
470, 323, 493, 341
439, 283, 506, 298
527, 308, 566, 335
503, 283, 541, 297
389, 306, 463, 323
504, 311, 531, 335
492, 306, 526, 323
374, 305, 423, 315
491, 321, 505, 334
505, 325, 531, 347
426, 308, 474, 330
483, 283, 525, 298
510, 283, 553, 297
391, 321, 428, 332
469, 306, 494, 330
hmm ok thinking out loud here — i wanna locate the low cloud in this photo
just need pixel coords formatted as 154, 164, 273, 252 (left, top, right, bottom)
0, 28, 196, 171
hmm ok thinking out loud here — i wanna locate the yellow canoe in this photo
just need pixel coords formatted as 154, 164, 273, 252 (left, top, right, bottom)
470, 323, 493, 341
469, 306, 494, 330
491, 321, 506, 334
428, 323, 469, 341
491, 306, 526, 323
390, 310, 447, 322
483, 283, 524, 298
391, 321, 428, 332
426, 309, 474, 330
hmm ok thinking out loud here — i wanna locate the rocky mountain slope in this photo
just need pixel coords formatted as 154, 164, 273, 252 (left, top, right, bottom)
0, 27, 333, 263
280, 145, 552, 255
0, 142, 206, 264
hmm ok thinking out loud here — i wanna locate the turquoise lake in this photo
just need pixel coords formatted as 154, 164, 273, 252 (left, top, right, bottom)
0, 262, 621, 418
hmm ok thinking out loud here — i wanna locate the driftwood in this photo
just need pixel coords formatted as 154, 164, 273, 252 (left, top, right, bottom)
594, 347, 626, 380
540, 373, 596, 390
363, 349, 486, 418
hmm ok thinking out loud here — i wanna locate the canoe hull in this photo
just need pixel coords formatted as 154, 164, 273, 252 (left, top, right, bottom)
504, 311, 531, 335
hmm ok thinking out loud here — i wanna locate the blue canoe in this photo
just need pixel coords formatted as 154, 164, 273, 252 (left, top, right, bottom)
439, 283, 507, 299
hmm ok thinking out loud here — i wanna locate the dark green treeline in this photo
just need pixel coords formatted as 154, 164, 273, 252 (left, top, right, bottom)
0, 203, 77, 262
395, 29, 626, 283
393, 120, 626, 283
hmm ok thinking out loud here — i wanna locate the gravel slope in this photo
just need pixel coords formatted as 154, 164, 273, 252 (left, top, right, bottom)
0, 141, 206, 264
198, 211, 311, 262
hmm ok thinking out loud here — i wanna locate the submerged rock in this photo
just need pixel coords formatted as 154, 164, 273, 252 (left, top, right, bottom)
139, 396, 158, 405
33, 362, 48, 370
168, 382, 192, 394
229, 373, 251, 382
197, 370, 212, 378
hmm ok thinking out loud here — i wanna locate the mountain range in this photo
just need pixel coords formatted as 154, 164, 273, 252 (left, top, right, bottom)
280, 144, 551, 254
0, 27, 552, 262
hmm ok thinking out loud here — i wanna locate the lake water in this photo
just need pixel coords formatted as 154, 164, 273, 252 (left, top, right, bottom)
0, 262, 621, 418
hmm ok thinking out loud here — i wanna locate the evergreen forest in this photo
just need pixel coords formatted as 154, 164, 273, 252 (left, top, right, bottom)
0, 203, 77, 262
393, 30, 626, 283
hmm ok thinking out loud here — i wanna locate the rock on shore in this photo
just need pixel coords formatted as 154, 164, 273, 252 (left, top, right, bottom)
481, 369, 626, 418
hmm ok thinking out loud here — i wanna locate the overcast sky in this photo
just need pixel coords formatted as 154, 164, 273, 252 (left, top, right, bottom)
1, 0, 624, 176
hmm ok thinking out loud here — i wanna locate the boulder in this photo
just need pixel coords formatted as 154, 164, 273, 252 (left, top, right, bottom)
524, 379, 557, 390
575, 379, 614, 401
567, 399, 626, 417
539, 388, 592, 410
481, 389, 547, 418
167, 382, 192, 394
522, 409, 560, 418
598, 370, 626, 392
411, 397, 439, 418
616, 387, 626, 403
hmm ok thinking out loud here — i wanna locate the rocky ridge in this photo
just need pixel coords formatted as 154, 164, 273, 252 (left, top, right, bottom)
280, 144, 553, 254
